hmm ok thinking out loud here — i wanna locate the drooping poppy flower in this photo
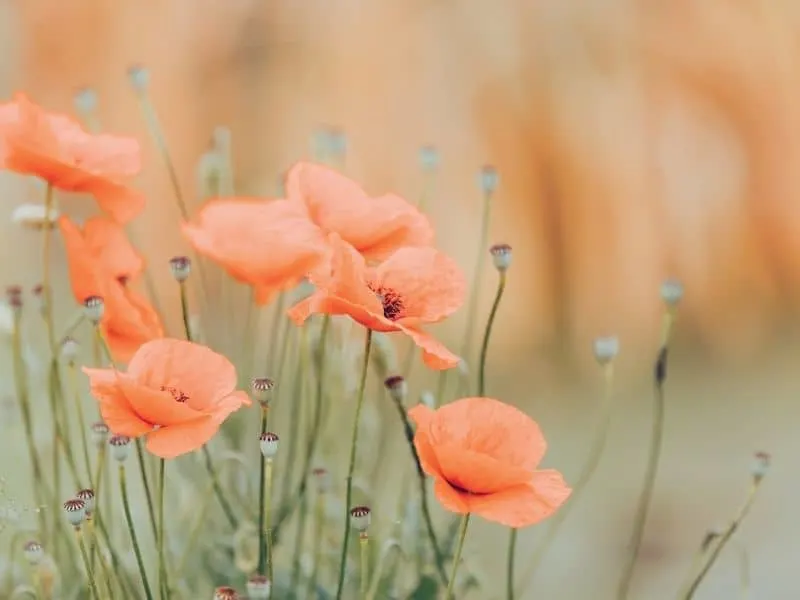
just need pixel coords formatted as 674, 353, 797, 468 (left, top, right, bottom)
59, 216, 162, 363
288, 233, 465, 370
83, 338, 250, 458
0, 93, 144, 223
181, 197, 329, 305
286, 161, 434, 262
409, 397, 571, 528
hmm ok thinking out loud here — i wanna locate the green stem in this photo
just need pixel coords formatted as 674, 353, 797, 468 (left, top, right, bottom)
120, 465, 155, 600
179, 281, 191, 342
478, 271, 506, 397
445, 514, 471, 600
157, 459, 169, 600
506, 529, 518, 600
135, 439, 159, 543
290, 484, 309, 590
334, 328, 373, 600
360, 536, 369, 599
257, 408, 269, 575
68, 362, 94, 487
76, 528, 101, 600
307, 491, 326, 598
265, 458, 275, 583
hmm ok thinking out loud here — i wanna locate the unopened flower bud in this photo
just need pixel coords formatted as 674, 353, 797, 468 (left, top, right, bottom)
350, 505, 371, 532
91, 422, 109, 447
61, 337, 80, 364
214, 587, 240, 600
76, 489, 95, 514
660, 279, 684, 308
246, 575, 272, 599
479, 165, 499, 194
83, 296, 104, 324
489, 244, 512, 272
259, 432, 279, 458
11, 204, 59, 230
127, 64, 150, 91
251, 378, 275, 406
312, 467, 331, 494
74, 87, 98, 115
593, 336, 620, 365
109, 435, 132, 462
420, 391, 436, 409
23, 540, 43, 565
63, 499, 86, 527
419, 145, 440, 171
169, 256, 191, 282
752, 451, 771, 482
384, 376, 407, 403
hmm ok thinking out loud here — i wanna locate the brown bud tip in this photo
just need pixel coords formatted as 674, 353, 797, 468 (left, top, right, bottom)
251, 377, 275, 405
489, 243, 512, 272
259, 432, 279, 458
76, 488, 95, 513
384, 375, 408, 402
246, 575, 272, 599
6, 285, 22, 298
23, 540, 43, 564
83, 295, 105, 323
214, 586, 240, 600
63, 499, 86, 526
169, 256, 192, 282
350, 505, 372, 531
31, 284, 43, 296
91, 422, 109, 446
312, 467, 331, 493
752, 451, 771, 480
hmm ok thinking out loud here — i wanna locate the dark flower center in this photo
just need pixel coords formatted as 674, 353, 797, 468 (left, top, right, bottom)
161, 385, 189, 403
117, 276, 129, 286
368, 284, 404, 321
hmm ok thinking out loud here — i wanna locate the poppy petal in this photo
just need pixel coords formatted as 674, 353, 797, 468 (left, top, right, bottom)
397, 325, 460, 370
432, 478, 471, 514
209, 391, 252, 423
467, 470, 572, 528
82, 217, 144, 283
432, 442, 532, 494
87, 179, 146, 224
82, 368, 152, 437
145, 415, 219, 459
117, 377, 198, 427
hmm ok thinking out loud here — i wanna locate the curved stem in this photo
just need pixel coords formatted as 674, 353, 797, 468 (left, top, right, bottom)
334, 328, 373, 600
478, 270, 506, 397
120, 465, 155, 600
360, 535, 369, 599
445, 514, 471, 600
76, 528, 100, 600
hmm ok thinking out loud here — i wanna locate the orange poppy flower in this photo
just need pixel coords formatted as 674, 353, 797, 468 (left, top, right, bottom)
0, 93, 144, 223
59, 216, 163, 363
182, 197, 329, 305
83, 339, 250, 458
286, 161, 434, 262
409, 397, 571, 528
288, 233, 465, 370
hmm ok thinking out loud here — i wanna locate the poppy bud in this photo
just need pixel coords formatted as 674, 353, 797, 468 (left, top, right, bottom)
23, 540, 43, 565
384, 376, 407, 403
63, 499, 86, 527
251, 377, 275, 406
169, 256, 192, 282
61, 337, 79, 364
74, 87, 98, 115
419, 145, 440, 171
11, 204, 59, 230
752, 451, 771, 483
259, 432, 279, 458
312, 467, 331, 494
83, 296, 104, 324
91, 422, 109, 447
420, 390, 436, 409
109, 435, 132, 462
350, 505, 371, 532
246, 575, 272, 599
593, 336, 619, 365
213, 587, 240, 600
660, 279, 683, 308
127, 64, 150, 91
479, 165, 499, 194
489, 244, 512, 272
76, 489, 95, 514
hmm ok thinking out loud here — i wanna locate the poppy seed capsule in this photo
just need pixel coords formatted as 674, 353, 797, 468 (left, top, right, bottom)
91, 422, 109, 447
419, 145, 440, 171
246, 574, 272, 599
259, 432, 279, 458
752, 451, 771, 482
74, 87, 98, 114
169, 256, 192, 282
109, 435, 132, 462
76, 488, 95, 513
127, 65, 150, 91
479, 165, 499, 194
660, 279, 684, 307
384, 376, 407, 402
83, 296, 105, 323
23, 540, 43, 565
489, 244, 512, 272
61, 337, 79, 364
312, 467, 331, 494
63, 498, 86, 527
593, 336, 620, 365
251, 377, 275, 406
350, 505, 371, 532
214, 586, 240, 600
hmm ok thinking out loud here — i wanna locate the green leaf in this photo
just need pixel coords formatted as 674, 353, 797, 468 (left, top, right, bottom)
408, 575, 440, 600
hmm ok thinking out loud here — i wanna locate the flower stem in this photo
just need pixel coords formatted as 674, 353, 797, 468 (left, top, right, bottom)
506, 529, 518, 600
334, 328, 373, 600
178, 281, 192, 342
76, 527, 101, 600
265, 458, 275, 583
157, 459, 169, 600
445, 514, 471, 600
257, 407, 269, 575
68, 362, 94, 487
120, 465, 155, 600
478, 270, 506, 397
134, 439, 159, 543
360, 534, 369, 599
306, 490, 326, 599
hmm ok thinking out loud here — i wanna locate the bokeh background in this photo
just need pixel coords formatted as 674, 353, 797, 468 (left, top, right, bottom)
2, 0, 800, 598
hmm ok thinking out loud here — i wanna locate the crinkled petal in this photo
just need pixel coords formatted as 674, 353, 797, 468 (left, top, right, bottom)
82, 368, 152, 437
145, 415, 218, 459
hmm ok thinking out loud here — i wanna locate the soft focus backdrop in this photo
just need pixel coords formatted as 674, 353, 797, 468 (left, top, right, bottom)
3, 1, 800, 598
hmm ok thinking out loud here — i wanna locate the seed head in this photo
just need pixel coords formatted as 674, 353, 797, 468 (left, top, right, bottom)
76, 489, 95, 513
246, 575, 272, 599
61, 337, 80, 364
479, 165, 499, 194
384, 376, 407, 403
91, 422, 109, 447
109, 435, 132, 462
259, 432, 279, 458
350, 505, 371, 532
127, 64, 150, 91
213, 587, 240, 600
660, 279, 684, 308
489, 243, 512, 272
312, 467, 331, 494
23, 540, 43, 565
593, 336, 620, 365
169, 256, 192, 282
752, 451, 771, 482
83, 296, 105, 324
11, 203, 59, 230
419, 145, 440, 171
63, 498, 86, 527
251, 377, 275, 406
74, 87, 98, 114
